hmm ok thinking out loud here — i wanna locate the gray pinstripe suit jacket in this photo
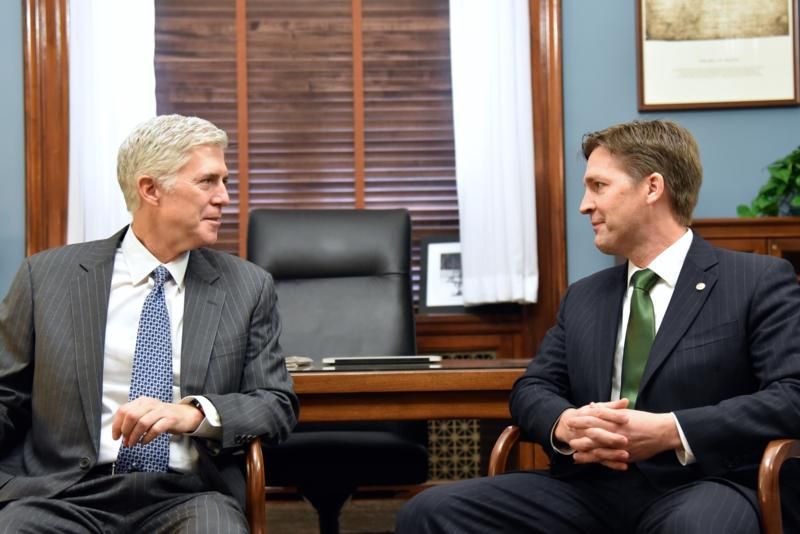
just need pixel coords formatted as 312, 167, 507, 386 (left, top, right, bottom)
0, 227, 298, 507
511, 234, 800, 493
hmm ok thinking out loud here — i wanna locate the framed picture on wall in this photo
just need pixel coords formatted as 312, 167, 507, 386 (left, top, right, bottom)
636, 0, 800, 110
419, 235, 465, 314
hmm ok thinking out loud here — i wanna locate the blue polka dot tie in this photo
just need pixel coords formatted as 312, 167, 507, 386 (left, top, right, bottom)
116, 265, 173, 473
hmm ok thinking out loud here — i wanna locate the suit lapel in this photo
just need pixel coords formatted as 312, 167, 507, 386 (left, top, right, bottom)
71, 228, 127, 455
639, 235, 719, 393
181, 249, 225, 395
594, 265, 628, 400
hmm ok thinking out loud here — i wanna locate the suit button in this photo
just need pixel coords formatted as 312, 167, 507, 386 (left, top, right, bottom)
79, 457, 91, 470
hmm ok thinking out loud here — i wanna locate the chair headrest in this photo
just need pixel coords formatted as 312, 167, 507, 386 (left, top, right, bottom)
247, 209, 411, 279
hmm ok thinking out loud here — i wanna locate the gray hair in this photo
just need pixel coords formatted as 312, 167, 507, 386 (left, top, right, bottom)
117, 114, 228, 211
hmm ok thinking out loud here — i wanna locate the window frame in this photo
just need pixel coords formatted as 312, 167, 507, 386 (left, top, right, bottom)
22, 0, 566, 353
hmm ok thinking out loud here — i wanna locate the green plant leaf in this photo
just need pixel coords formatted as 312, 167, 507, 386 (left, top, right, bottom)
758, 183, 778, 197
754, 198, 768, 211
744, 147, 800, 217
737, 204, 756, 217
765, 204, 779, 216
770, 166, 791, 184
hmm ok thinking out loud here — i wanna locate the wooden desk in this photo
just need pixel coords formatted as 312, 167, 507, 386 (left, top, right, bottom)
290, 358, 543, 476
291, 358, 530, 423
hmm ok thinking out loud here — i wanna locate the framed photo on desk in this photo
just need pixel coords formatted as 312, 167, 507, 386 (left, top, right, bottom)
419, 235, 465, 314
636, 0, 800, 110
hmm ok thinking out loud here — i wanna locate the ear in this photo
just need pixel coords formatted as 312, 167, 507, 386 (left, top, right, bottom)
643, 172, 665, 206
137, 176, 161, 207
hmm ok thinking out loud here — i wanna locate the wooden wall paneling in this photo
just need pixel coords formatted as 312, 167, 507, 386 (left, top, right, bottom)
692, 217, 800, 256
692, 217, 800, 280
527, 0, 566, 348
769, 237, 800, 258
23, 0, 69, 255
236, 0, 251, 258
691, 217, 800, 240
703, 238, 767, 255
416, 312, 526, 357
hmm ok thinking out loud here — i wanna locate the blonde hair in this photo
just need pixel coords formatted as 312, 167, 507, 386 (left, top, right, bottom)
117, 114, 228, 211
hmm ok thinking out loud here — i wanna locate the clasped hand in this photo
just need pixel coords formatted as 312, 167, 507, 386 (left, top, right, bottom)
553, 398, 681, 470
111, 396, 204, 447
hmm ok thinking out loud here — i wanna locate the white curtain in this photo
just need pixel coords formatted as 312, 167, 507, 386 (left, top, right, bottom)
449, 0, 538, 305
68, 1, 156, 244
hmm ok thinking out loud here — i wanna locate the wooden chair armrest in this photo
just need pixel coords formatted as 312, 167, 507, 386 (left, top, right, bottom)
247, 437, 266, 534
759, 439, 800, 534
489, 425, 521, 476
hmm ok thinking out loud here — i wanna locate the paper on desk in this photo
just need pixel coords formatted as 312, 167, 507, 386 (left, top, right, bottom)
285, 355, 314, 371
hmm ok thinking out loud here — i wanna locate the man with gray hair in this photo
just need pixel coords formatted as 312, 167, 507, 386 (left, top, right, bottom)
0, 114, 298, 532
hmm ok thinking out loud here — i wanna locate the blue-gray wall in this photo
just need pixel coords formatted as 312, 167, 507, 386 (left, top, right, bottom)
563, 1, 800, 282
0, 1, 25, 295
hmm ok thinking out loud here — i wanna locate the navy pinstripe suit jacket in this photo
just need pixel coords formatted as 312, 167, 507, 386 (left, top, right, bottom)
0, 227, 298, 507
511, 234, 800, 493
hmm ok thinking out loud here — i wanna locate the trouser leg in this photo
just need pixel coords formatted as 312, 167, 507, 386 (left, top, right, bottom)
635, 479, 759, 534
396, 470, 650, 534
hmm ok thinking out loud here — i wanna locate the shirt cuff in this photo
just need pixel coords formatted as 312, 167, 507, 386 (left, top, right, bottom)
671, 412, 696, 465
180, 395, 222, 440
550, 415, 575, 456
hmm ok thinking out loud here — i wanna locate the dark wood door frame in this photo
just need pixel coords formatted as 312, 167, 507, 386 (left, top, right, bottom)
23, 0, 69, 256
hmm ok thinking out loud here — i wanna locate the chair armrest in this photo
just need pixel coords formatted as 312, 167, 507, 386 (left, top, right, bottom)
489, 425, 521, 476
247, 437, 266, 534
759, 439, 800, 534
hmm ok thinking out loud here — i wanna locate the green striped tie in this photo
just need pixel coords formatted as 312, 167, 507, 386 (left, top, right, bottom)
621, 268, 660, 408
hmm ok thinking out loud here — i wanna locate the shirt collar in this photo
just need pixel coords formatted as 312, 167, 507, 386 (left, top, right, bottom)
627, 228, 693, 288
121, 227, 189, 289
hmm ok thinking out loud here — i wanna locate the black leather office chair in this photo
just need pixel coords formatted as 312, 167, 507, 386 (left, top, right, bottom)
247, 208, 428, 534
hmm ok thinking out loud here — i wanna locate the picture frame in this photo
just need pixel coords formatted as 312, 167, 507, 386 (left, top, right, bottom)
636, 0, 800, 110
418, 235, 465, 314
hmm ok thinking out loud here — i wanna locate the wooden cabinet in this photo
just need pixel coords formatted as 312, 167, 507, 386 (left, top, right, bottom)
692, 217, 800, 279
415, 310, 531, 359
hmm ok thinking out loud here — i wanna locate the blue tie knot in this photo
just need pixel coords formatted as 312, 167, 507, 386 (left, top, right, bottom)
153, 265, 170, 288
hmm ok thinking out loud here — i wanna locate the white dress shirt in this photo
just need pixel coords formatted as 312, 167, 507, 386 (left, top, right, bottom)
98, 229, 221, 471
553, 229, 696, 464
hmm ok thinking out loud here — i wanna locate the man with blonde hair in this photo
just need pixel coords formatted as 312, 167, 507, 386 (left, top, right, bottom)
0, 114, 298, 532
397, 119, 800, 533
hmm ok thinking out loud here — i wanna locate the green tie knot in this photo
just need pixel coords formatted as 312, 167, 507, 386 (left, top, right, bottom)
632, 268, 659, 292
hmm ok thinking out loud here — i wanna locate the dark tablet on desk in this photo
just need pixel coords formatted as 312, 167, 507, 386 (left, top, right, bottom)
320, 355, 442, 366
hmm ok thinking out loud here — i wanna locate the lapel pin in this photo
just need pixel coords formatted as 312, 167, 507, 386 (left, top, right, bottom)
695, 282, 706, 291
